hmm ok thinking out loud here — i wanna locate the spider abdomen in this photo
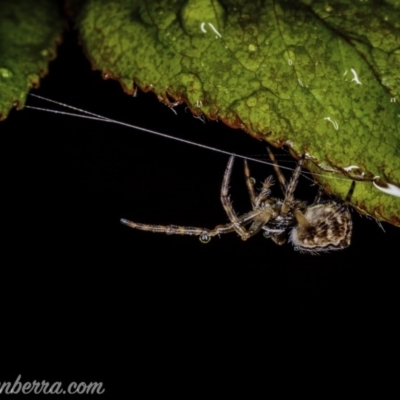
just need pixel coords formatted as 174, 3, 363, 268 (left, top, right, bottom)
289, 203, 352, 253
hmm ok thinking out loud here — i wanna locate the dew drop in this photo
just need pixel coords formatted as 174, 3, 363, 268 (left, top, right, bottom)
245, 96, 257, 107
199, 234, 211, 244
263, 232, 270, 239
373, 178, 400, 198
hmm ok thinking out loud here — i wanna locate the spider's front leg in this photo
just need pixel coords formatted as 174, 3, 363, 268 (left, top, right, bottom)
120, 208, 263, 243
120, 156, 268, 243
120, 219, 232, 243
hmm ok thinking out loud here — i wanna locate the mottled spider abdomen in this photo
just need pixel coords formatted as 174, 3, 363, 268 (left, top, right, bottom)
289, 203, 352, 253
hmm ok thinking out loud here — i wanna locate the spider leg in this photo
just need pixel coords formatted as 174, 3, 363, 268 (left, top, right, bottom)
120, 219, 234, 242
120, 208, 263, 242
243, 160, 256, 208
313, 186, 325, 204
293, 209, 311, 228
246, 209, 273, 236
266, 146, 287, 193
254, 176, 274, 208
281, 154, 305, 215
324, 181, 356, 223
221, 156, 259, 240
344, 181, 356, 205
120, 156, 269, 243
244, 160, 274, 208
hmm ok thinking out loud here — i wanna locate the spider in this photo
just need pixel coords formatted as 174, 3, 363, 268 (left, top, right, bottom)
120, 148, 354, 253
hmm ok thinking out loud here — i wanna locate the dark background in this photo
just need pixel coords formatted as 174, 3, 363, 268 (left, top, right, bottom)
2, 28, 399, 392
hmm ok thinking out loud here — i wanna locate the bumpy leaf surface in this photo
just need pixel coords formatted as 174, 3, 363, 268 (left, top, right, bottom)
75, 0, 400, 226
0, 0, 63, 120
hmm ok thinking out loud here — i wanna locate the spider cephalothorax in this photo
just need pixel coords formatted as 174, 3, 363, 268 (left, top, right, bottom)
121, 148, 354, 253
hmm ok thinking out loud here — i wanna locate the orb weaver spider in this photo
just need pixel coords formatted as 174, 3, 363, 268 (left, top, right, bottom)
121, 148, 354, 253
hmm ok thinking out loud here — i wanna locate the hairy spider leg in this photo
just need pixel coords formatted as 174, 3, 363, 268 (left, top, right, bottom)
243, 160, 274, 208
344, 181, 356, 205
120, 155, 269, 242
242, 160, 275, 236
220, 156, 255, 240
241, 159, 279, 237
120, 208, 263, 243
313, 186, 325, 204
246, 146, 306, 220
281, 154, 306, 216
220, 156, 276, 241
269, 153, 312, 231
244, 146, 286, 208
266, 146, 288, 193
254, 176, 274, 208
243, 160, 257, 208
323, 180, 356, 225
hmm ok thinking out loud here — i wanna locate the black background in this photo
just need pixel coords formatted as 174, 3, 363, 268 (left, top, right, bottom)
2, 27, 399, 393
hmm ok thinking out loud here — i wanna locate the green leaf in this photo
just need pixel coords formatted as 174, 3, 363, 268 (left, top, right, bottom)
0, 0, 64, 120
76, 0, 400, 226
